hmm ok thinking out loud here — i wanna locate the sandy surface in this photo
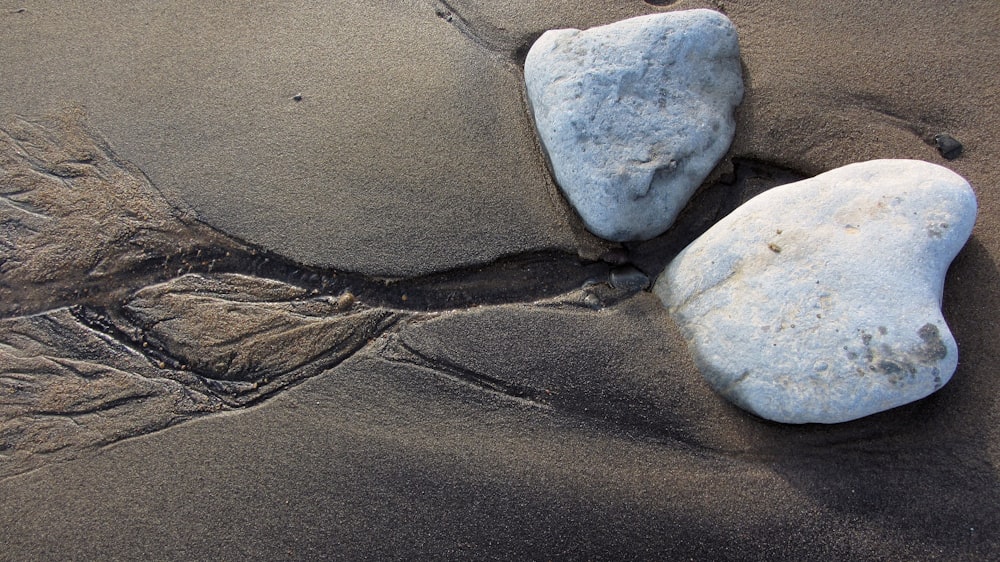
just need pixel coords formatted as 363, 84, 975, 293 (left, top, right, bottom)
2, 0, 999, 559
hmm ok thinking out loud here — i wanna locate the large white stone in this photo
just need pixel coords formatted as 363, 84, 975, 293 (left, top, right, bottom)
524, 9, 743, 241
654, 160, 977, 424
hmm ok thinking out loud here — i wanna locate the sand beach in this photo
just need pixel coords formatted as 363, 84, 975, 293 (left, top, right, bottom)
1, 1, 998, 559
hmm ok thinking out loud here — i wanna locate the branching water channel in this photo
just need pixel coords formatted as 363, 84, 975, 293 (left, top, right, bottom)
0, 112, 798, 479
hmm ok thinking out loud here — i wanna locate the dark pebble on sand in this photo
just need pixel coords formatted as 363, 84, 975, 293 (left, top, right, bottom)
610, 265, 650, 292
292, 93, 303, 102
934, 133, 963, 160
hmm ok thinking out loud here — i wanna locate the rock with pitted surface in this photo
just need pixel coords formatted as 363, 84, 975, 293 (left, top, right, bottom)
655, 160, 977, 423
524, 9, 743, 241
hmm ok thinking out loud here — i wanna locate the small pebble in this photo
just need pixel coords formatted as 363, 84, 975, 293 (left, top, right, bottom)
292, 93, 303, 102
610, 265, 650, 292
335, 292, 355, 311
583, 293, 601, 309
934, 133, 963, 160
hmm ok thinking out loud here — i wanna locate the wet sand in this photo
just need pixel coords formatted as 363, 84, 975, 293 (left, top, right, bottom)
1, 0, 999, 559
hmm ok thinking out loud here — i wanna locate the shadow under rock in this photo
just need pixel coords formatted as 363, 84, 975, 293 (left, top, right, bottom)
740, 236, 1000, 557
616, 154, 999, 556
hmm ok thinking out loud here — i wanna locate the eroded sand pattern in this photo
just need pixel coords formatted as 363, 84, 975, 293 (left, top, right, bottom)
0, 113, 641, 477
2, 1, 999, 559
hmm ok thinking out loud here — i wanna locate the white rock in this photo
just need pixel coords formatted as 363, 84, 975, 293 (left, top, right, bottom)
654, 160, 977, 424
524, 9, 743, 241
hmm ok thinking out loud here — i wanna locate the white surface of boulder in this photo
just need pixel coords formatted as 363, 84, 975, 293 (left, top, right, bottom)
524, 9, 743, 241
654, 160, 977, 423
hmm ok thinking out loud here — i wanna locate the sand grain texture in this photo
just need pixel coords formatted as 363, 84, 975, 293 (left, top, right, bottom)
1, 0, 999, 560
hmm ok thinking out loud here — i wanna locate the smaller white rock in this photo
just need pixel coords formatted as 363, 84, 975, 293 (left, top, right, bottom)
524, 9, 743, 241
654, 160, 977, 424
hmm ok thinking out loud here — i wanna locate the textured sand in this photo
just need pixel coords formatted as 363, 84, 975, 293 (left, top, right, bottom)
1, 0, 999, 559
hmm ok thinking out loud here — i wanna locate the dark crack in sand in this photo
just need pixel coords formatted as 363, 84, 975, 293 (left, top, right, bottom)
0, 113, 654, 478
0, 111, 819, 480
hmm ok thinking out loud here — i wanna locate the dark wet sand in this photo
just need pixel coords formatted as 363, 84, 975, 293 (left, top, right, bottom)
2, 0, 999, 560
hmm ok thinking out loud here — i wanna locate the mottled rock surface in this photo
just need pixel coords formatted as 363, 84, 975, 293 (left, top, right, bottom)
525, 9, 743, 240
656, 160, 976, 423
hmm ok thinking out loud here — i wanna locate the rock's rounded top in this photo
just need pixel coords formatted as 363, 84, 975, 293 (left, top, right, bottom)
527, 9, 739, 56
664, 159, 977, 309
525, 9, 744, 242
655, 159, 977, 424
